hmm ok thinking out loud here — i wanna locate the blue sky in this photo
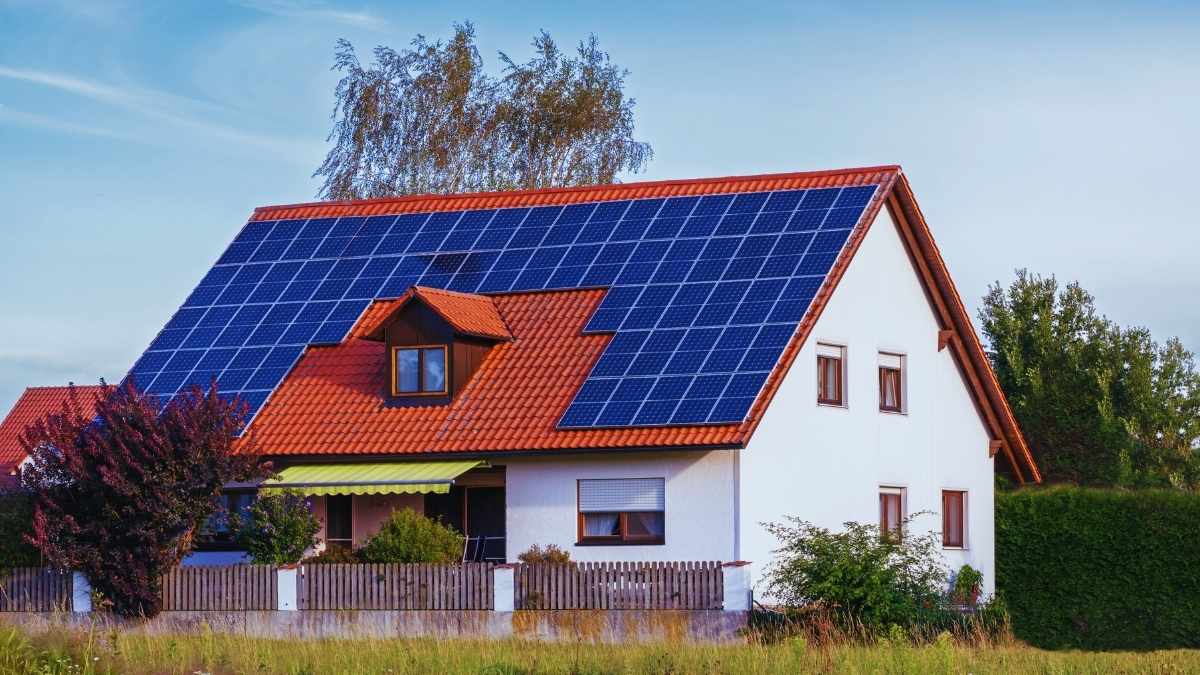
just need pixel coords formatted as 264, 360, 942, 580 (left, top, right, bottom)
1, 0, 1198, 414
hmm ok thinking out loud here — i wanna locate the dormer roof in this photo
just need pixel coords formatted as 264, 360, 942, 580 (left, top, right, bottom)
361, 286, 512, 342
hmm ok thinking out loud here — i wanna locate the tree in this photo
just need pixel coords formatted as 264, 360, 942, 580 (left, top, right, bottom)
979, 270, 1200, 487
237, 491, 320, 565
19, 382, 266, 617
314, 22, 652, 200
0, 489, 40, 569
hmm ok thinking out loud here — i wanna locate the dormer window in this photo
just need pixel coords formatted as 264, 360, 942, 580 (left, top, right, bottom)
364, 287, 513, 404
392, 345, 447, 396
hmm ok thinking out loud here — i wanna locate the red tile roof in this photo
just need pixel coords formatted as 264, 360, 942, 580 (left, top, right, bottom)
241, 166, 1040, 482
247, 290, 745, 456
251, 166, 901, 222
0, 385, 108, 476
361, 286, 512, 342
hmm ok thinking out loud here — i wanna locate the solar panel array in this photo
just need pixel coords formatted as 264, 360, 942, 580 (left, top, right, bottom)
127, 184, 879, 429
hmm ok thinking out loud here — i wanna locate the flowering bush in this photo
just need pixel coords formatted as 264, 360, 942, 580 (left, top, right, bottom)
237, 491, 320, 565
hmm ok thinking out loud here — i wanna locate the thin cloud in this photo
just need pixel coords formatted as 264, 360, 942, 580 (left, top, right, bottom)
0, 65, 321, 164
231, 0, 386, 29
0, 104, 142, 143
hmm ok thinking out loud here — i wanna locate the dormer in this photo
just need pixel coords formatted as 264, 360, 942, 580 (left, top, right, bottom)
361, 287, 512, 403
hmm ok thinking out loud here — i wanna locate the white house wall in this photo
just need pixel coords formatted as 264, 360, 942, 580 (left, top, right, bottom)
738, 205, 997, 595
503, 449, 737, 562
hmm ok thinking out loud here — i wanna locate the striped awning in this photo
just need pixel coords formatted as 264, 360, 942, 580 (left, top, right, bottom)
260, 460, 484, 496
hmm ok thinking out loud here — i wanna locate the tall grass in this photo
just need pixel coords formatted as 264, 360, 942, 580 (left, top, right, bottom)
2, 623, 1199, 674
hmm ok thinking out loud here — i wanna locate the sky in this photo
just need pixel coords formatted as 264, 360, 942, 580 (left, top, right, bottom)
0, 0, 1198, 414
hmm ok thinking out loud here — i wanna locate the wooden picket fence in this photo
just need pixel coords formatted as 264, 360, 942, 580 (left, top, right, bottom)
298, 563, 495, 610
514, 561, 724, 610
0, 568, 71, 612
160, 565, 278, 611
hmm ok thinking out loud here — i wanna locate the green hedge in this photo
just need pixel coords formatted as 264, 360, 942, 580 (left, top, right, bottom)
997, 486, 1200, 650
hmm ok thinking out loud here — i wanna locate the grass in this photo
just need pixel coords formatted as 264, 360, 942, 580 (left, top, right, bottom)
2, 624, 1200, 675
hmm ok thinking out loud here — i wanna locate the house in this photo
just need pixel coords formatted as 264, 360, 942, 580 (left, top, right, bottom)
0, 385, 109, 490
124, 165, 1040, 591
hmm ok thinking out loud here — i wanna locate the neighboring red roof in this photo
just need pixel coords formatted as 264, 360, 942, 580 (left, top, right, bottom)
0, 385, 108, 476
243, 166, 1040, 482
362, 286, 512, 342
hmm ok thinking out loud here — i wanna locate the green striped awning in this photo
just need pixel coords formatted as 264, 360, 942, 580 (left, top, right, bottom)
260, 461, 484, 496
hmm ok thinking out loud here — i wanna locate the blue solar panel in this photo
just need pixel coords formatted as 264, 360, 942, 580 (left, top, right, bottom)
127, 184, 879, 428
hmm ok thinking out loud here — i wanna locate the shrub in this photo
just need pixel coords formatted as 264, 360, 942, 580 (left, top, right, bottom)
951, 565, 984, 607
0, 490, 40, 569
237, 491, 320, 565
301, 546, 361, 564
997, 486, 1200, 649
762, 516, 949, 632
517, 544, 571, 564
358, 508, 463, 563
19, 382, 266, 617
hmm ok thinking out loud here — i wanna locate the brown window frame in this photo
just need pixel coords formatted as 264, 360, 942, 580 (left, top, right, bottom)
391, 344, 449, 397
575, 480, 665, 546
879, 488, 905, 539
942, 490, 966, 548
878, 362, 904, 413
817, 345, 845, 406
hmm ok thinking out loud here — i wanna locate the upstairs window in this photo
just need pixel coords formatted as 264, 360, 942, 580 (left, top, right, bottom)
942, 490, 967, 548
817, 343, 846, 406
879, 487, 905, 539
392, 345, 447, 396
878, 352, 905, 413
578, 478, 665, 545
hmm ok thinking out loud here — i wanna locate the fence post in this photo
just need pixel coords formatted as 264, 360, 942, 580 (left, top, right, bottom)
721, 561, 751, 612
71, 571, 91, 613
277, 565, 299, 611
493, 564, 515, 612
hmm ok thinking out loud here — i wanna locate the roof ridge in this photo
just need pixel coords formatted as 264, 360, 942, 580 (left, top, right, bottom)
252, 166, 902, 217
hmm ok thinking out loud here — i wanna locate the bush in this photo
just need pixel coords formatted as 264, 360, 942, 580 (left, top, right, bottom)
997, 486, 1200, 650
517, 544, 571, 564
237, 491, 320, 565
951, 565, 984, 607
762, 516, 950, 633
301, 546, 361, 564
0, 490, 40, 569
358, 508, 463, 563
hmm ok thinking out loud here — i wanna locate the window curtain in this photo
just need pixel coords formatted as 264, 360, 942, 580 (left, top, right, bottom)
583, 513, 620, 537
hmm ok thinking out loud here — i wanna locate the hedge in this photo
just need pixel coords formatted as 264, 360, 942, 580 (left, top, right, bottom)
996, 486, 1200, 650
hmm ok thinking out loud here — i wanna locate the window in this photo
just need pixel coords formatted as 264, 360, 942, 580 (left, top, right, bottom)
942, 490, 966, 548
392, 345, 447, 395
879, 487, 905, 538
817, 343, 846, 406
201, 491, 254, 545
878, 352, 905, 412
325, 495, 353, 550
577, 478, 665, 545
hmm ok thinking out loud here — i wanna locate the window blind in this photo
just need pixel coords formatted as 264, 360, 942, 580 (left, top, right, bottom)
579, 478, 665, 512
878, 352, 903, 369
816, 343, 844, 359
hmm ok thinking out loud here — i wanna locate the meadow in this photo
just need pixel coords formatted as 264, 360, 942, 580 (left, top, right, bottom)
2, 624, 1199, 675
